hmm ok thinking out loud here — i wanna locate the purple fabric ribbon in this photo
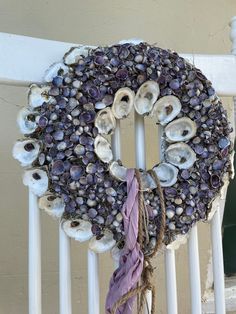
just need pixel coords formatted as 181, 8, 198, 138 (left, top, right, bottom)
105, 169, 144, 314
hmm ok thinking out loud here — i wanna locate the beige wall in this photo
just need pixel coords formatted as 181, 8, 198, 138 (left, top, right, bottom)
0, 1, 235, 313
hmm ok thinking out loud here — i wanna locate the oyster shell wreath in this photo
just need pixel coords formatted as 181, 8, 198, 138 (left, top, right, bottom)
13, 42, 232, 266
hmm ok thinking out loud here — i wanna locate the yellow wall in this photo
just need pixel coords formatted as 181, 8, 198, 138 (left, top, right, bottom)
0, 1, 235, 313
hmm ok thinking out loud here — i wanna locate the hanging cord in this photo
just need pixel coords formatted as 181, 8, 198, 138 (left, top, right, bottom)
111, 169, 166, 314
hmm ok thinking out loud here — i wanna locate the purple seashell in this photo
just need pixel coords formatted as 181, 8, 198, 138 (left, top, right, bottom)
80, 110, 95, 123
45, 133, 53, 144
106, 215, 114, 226
91, 224, 101, 235
52, 160, 65, 175
88, 85, 100, 99
87, 174, 94, 184
56, 151, 65, 159
164, 187, 177, 197
38, 116, 48, 128
201, 149, 209, 159
86, 163, 97, 174
70, 165, 83, 181
200, 183, 208, 191
186, 206, 194, 216
76, 197, 84, 205
88, 208, 97, 219
218, 137, 230, 149
62, 87, 70, 97
110, 57, 120, 67
181, 169, 190, 180
53, 130, 64, 141
212, 160, 224, 171
210, 174, 220, 189
52, 76, 63, 87
46, 125, 54, 133
220, 147, 229, 158
169, 79, 180, 90
190, 96, 200, 107
119, 47, 130, 59
194, 144, 204, 155
79, 135, 89, 145
94, 55, 105, 66
116, 68, 128, 80
65, 204, 74, 213
82, 156, 89, 165
49, 146, 57, 157
201, 171, 210, 181
49, 87, 60, 96
206, 119, 214, 127
207, 87, 215, 96
63, 160, 71, 171
57, 98, 67, 109
102, 94, 114, 106
70, 133, 80, 143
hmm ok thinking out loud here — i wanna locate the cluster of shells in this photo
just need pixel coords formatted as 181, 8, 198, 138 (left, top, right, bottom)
13, 42, 232, 256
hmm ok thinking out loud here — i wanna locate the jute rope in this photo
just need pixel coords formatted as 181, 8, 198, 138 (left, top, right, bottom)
111, 169, 166, 314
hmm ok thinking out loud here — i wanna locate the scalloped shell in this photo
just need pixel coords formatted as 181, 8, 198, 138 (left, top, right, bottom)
112, 87, 135, 119
62, 219, 93, 242
39, 194, 64, 218
95, 108, 116, 135
12, 139, 40, 167
109, 161, 127, 181
153, 163, 179, 187
94, 135, 113, 163
89, 230, 116, 253
28, 84, 52, 108
134, 81, 160, 115
63, 46, 91, 65
165, 117, 197, 142
165, 143, 196, 169
23, 169, 48, 196
44, 62, 69, 82
151, 95, 182, 125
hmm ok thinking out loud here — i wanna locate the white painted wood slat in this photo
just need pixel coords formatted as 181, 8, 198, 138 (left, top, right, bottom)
134, 112, 152, 313
0, 32, 236, 96
28, 190, 42, 314
59, 227, 72, 314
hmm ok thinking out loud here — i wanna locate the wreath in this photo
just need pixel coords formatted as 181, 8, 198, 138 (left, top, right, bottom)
13, 41, 233, 314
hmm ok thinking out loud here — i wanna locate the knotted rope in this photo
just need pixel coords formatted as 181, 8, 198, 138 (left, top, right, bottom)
106, 168, 166, 314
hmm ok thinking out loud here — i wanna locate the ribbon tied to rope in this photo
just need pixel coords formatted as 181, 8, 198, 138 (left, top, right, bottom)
106, 169, 166, 314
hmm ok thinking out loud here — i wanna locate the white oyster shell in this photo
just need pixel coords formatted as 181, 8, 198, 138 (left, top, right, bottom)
134, 81, 160, 115
109, 161, 127, 181
94, 135, 113, 163
112, 87, 135, 119
151, 95, 182, 125
165, 143, 196, 169
63, 46, 91, 65
111, 245, 122, 263
44, 62, 69, 82
153, 162, 179, 187
165, 117, 197, 142
89, 230, 116, 253
62, 219, 93, 242
95, 108, 116, 135
39, 194, 64, 218
28, 84, 52, 108
140, 171, 156, 190
12, 139, 40, 167
23, 169, 48, 196
17, 108, 38, 134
